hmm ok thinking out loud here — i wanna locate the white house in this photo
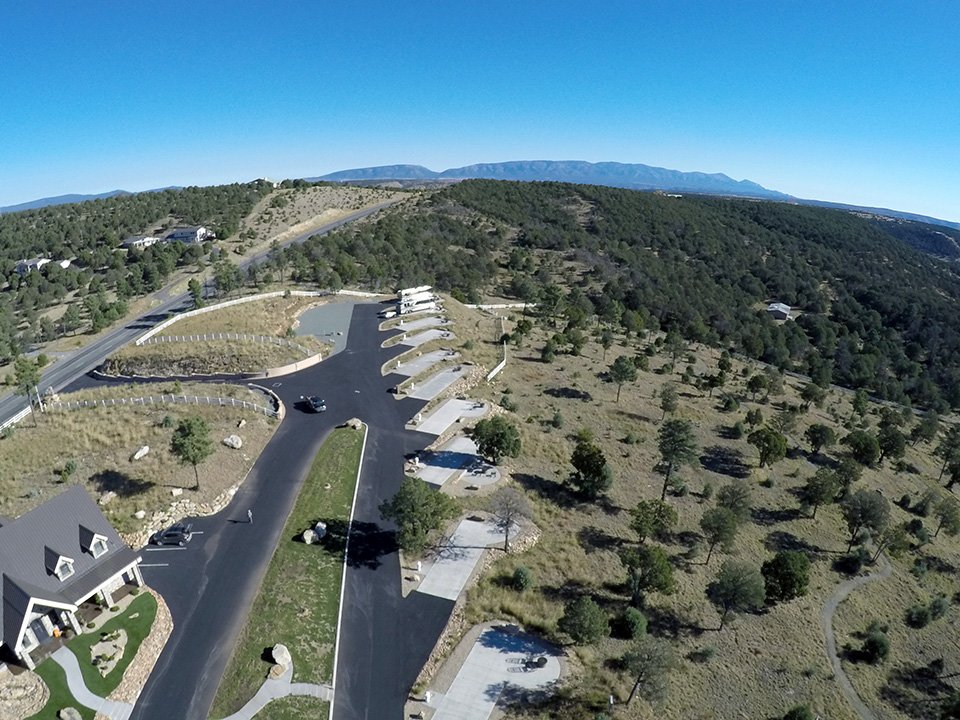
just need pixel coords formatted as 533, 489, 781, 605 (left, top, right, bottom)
121, 235, 161, 250
14, 258, 51, 276
0, 487, 143, 669
767, 302, 792, 321
165, 226, 212, 244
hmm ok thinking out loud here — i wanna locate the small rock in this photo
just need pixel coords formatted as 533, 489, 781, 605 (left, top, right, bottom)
222, 435, 243, 449
132, 446, 150, 461
267, 663, 285, 679
323, 483, 332, 490
314, 521, 327, 539
302, 529, 318, 545
98, 491, 116, 506
237, 418, 246, 429
59, 708, 83, 720
171, 488, 183, 497
134, 510, 146, 520
272, 643, 292, 668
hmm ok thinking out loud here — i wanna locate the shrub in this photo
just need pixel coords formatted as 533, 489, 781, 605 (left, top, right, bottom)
36, 354, 49, 367
499, 396, 519, 412
512, 566, 533, 591
783, 706, 814, 720
760, 477, 775, 488
160, 415, 174, 429
623, 432, 639, 445
906, 604, 931, 628
910, 558, 928, 579
721, 395, 740, 412
687, 645, 716, 663
622, 607, 648, 639
462, 339, 475, 350
834, 546, 870, 575
730, 421, 745, 439
558, 596, 608, 645
862, 626, 890, 664
930, 595, 950, 620
550, 412, 564, 429
701, 481, 714, 502
762, 551, 811, 603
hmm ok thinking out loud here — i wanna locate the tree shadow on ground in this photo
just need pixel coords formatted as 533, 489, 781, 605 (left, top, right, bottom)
880, 660, 956, 719
544, 387, 593, 402
539, 579, 592, 604
786, 446, 806, 460
89, 470, 154, 497
616, 408, 656, 424
300, 518, 395, 570
513, 473, 576, 508
699, 445, 751, 479
750, 506, 801, 526
715, 425, 743, 440
764, 530, 825, 558
646, 604, 705, 639
577, 526, 625, 555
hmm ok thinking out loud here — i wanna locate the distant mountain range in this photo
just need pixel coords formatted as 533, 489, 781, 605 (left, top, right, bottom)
314, 160, 794, 201
4, 162, 956, 231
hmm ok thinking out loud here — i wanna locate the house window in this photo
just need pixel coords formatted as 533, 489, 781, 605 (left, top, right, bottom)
55, 557, 74, 581
91, 538, 108, 558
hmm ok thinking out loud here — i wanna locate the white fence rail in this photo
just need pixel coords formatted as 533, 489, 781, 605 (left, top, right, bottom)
46, 394, 279, 418
0, 405, 31, 432
140, 332, 312, 355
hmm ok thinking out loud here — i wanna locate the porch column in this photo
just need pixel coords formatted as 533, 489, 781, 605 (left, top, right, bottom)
20, 649, 36, 671
100, 588, 114, 607
65, 610, 82, 635
130, 563, 144, 587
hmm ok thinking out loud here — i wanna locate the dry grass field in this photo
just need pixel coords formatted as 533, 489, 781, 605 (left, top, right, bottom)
0, 381, 277, 537
435, 308, 960, 720
102, 296, 331, 376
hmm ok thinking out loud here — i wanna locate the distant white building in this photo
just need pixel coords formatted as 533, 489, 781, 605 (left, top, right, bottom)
121, 235, 161, 249
165, 226, 212, 244
14, 258, 51, 276
767, 302, 792, 321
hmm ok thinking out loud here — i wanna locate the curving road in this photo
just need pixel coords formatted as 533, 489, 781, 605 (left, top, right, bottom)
0, 200, 400, 429
112, 303, 454, 720
820, 556, 891, 720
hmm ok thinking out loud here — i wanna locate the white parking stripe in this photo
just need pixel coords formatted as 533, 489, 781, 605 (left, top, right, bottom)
139, 563, 169, 568
144, 547, 188, 551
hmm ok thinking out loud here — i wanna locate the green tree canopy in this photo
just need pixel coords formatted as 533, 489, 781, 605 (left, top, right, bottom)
761, 550, 811, 602
609, 354, 638, 402
656, 419, 698, 500
801, 468, 840, 518
748, 426, 787, 467
707, 560, 766, 630
804, 423, 837, 455
569, 439, 613, 499
471, 416, 522, 464
558, 596, 607, 645
379, 477, 458, 554
700, 507, 740, 564
620, 545, 676, 605
716, 481, 753, 523
843, 430, 881, 467
842, 489, 890, 551
169, 416, 214, 490
630, 499, 678, 544
877, 424, 906, 465
622, 637, 676, 707
659, 382, 678, 420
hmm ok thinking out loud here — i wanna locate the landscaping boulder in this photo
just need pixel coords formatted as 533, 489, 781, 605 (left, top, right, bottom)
59, 708, 83, 720
314, 521, 327, 539
267, 663, 285, 680
171, 488, 183, 497
132, 446, 150, 461
302, 528, 318, 545
222, 435, 243, 449
237, 418, 246, 429
98, 491, 116, 506
272, 643, 292, 669
344, 418, 363, 430
134, 510, 146, 520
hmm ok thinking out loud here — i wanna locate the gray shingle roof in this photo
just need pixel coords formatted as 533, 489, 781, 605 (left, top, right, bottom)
0, 486, 137, 651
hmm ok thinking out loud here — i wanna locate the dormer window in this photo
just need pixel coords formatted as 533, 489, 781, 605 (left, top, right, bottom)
55, 556, 75, 581
91, 537, 108, 558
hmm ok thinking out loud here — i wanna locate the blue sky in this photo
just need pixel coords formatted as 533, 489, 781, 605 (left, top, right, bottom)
1, 1, 957, 219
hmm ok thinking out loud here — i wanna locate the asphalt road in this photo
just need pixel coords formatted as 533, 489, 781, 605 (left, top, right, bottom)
120, 303, 454, 720
0, 200, 400, 428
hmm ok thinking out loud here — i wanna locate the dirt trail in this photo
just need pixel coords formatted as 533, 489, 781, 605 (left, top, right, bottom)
820, 555, 891, 720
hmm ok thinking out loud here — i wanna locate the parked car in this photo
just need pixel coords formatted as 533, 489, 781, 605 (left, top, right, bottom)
303, 395, 327, 413
150, 522, 194, 546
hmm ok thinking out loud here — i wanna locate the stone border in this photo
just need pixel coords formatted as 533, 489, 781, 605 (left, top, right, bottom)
106, 587, 174, 705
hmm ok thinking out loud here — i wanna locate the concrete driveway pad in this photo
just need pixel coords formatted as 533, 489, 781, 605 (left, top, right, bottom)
417, 518, 504, 601
413, 398, 487, 436
391, 349, 458, 378
394, 315, 447, 333
430, 627, 561, 720
399, 328, 455, 348
415, 436, 482, 486
407, 365, 469, 401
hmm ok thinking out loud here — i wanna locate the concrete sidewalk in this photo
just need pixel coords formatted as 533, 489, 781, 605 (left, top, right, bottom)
52, 646, 134, 720
416, 519, 504, 601
430, 626, 561, 720
221, 663, 333, 720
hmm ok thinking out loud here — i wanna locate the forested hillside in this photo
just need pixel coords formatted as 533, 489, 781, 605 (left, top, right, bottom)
271, 180, 960, 410
0, 181, 274, 362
